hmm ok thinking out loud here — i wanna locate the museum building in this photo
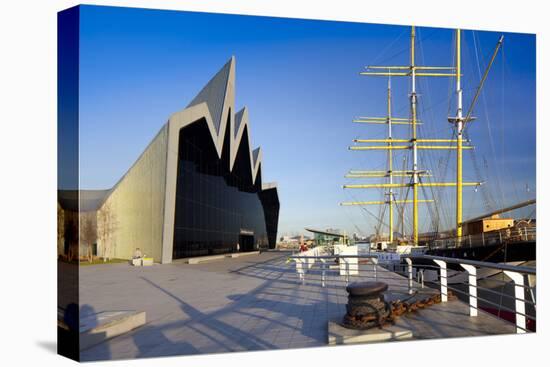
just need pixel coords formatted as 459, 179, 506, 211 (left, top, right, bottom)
58, 57, 280, 263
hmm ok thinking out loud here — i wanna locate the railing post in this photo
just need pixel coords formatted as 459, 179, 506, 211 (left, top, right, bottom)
371, 257, 378, 280
503, 270, 526, 333
527, 274, 536, 311
482, 232, 485, 246
294, 258, 304, 284
321, 258, 326, 288
301, 260, 306, 285
343, 258, 349, 284
468, 235, 472, 247
460, 264, 478, 317
405, 258, 413, 294
433, 260, 448, 302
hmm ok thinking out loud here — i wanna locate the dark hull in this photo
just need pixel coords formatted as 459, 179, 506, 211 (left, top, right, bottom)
427, 240, 536, 264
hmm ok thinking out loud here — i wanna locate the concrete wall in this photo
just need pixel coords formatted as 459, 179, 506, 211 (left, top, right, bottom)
98, 126, 168, 262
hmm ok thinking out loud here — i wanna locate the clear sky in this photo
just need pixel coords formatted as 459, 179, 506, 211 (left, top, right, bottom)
76, 5, 536, 237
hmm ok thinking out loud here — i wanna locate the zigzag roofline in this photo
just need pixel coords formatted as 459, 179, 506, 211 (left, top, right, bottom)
169, 56, 263, 185
85, 56, 277, 264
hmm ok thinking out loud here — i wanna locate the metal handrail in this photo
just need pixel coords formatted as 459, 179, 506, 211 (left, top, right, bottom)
404, 254, 536, 275
291, 254, 379, 259
443, 284, 536, 321
292, 253, 536, 276
288, 252, 536, 334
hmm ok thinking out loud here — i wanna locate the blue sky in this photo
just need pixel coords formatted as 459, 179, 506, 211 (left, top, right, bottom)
76, 5, 536, 236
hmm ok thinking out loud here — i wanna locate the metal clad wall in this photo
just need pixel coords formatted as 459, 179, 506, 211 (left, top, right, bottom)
98, 125, 168, 262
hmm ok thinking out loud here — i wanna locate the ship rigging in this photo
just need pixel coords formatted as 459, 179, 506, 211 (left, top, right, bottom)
341, 26, 535, 251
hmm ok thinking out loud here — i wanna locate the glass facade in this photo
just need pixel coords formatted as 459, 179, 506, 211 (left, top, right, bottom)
172, 116, 279, 259
313, 232, 345, 247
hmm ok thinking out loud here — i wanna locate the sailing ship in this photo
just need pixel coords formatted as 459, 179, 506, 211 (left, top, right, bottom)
341, 26, 535, 263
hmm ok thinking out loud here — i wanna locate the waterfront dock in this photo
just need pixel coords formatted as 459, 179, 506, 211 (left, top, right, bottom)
78, 252, 518, 361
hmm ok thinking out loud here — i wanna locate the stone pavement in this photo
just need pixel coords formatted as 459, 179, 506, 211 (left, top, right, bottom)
80, 252, 341, 360
79, 251, 515, 361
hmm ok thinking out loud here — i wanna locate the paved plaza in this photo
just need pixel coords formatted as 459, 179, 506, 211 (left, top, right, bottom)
79, 251, 515, 361
80, 252, 339, 360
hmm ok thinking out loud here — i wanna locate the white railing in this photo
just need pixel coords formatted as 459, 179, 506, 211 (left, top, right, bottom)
293, 246, 327, 283
290, 253, 536, 334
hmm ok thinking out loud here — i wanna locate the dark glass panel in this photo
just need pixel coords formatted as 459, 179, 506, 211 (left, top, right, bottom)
172, 115, 277, 259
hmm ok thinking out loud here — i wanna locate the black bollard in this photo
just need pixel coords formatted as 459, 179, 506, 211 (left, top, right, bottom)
342, 281, 391, 329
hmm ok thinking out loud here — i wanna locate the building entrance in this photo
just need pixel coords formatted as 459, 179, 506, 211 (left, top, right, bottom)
239, 234, 255, 252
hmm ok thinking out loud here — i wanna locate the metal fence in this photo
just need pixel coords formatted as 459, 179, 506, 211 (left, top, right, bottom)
290, 253, 536, 334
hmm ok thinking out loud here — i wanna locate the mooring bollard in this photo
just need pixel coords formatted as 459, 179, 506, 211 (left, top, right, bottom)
342, 281, 390, 330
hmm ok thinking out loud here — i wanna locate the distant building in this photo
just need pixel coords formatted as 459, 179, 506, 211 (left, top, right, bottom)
58, 190, 109, 259
58, 58, 280, 263
305, 228, 348, 247
325, 228, 341, 235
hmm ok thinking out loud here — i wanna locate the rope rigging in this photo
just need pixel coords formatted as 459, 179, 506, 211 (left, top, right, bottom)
343, 26, 532, 243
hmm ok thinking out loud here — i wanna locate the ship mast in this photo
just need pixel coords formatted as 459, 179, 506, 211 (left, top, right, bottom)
454, 32, 504, 235
387, 75, 394, 243
411, 26, 419, 245
343, 26, 482, 245
455, 29, 464, 238
342, 75, 427, 243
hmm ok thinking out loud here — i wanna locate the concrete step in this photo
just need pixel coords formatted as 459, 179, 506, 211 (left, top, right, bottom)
328, 320, 412, 345
80, 310, 146, 350
186, 251, 261, 264
226, 251, 260, 259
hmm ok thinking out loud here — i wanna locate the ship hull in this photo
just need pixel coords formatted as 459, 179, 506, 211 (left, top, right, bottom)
426, 240, 535, 263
